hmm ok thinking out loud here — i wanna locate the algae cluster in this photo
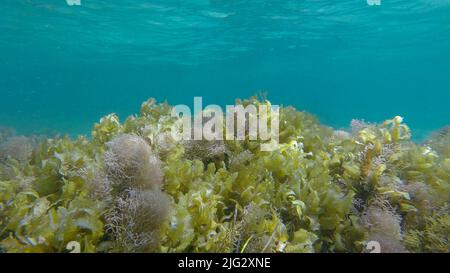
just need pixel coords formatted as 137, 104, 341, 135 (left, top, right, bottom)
0, 97, 448, 253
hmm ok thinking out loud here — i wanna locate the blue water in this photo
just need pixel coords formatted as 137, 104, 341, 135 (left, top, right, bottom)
1, 0, 449, 140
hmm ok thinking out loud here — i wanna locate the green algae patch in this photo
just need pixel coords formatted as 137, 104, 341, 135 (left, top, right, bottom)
0, 97, 448, 253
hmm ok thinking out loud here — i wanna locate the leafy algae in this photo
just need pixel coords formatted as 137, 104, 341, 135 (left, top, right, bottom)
0, 97, 448, 253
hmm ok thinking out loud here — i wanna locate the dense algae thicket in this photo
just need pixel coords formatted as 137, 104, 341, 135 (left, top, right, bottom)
0, 97, 448, 253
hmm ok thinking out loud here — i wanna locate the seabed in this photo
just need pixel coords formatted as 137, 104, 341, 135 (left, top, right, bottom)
0, 97, 448, 253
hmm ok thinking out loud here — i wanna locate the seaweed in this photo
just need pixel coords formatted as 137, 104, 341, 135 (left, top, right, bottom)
104, 134, 163, 191
105, 189, 170, 252
0, 97, 448, 253
0, 136, 34, 163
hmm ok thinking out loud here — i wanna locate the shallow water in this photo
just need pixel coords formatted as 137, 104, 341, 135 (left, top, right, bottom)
1, 0, 449, 139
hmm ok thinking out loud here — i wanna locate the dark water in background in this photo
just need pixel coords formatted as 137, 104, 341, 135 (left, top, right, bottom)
1, 0, 449, 140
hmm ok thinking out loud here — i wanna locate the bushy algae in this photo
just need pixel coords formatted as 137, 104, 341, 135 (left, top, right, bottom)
0, 97, 448, 253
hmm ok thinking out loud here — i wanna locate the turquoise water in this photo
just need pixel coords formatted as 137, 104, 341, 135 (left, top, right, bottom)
1, 0, 449, 140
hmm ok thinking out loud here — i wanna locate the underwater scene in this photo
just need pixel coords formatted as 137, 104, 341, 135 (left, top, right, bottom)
0, 0, 449, 254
